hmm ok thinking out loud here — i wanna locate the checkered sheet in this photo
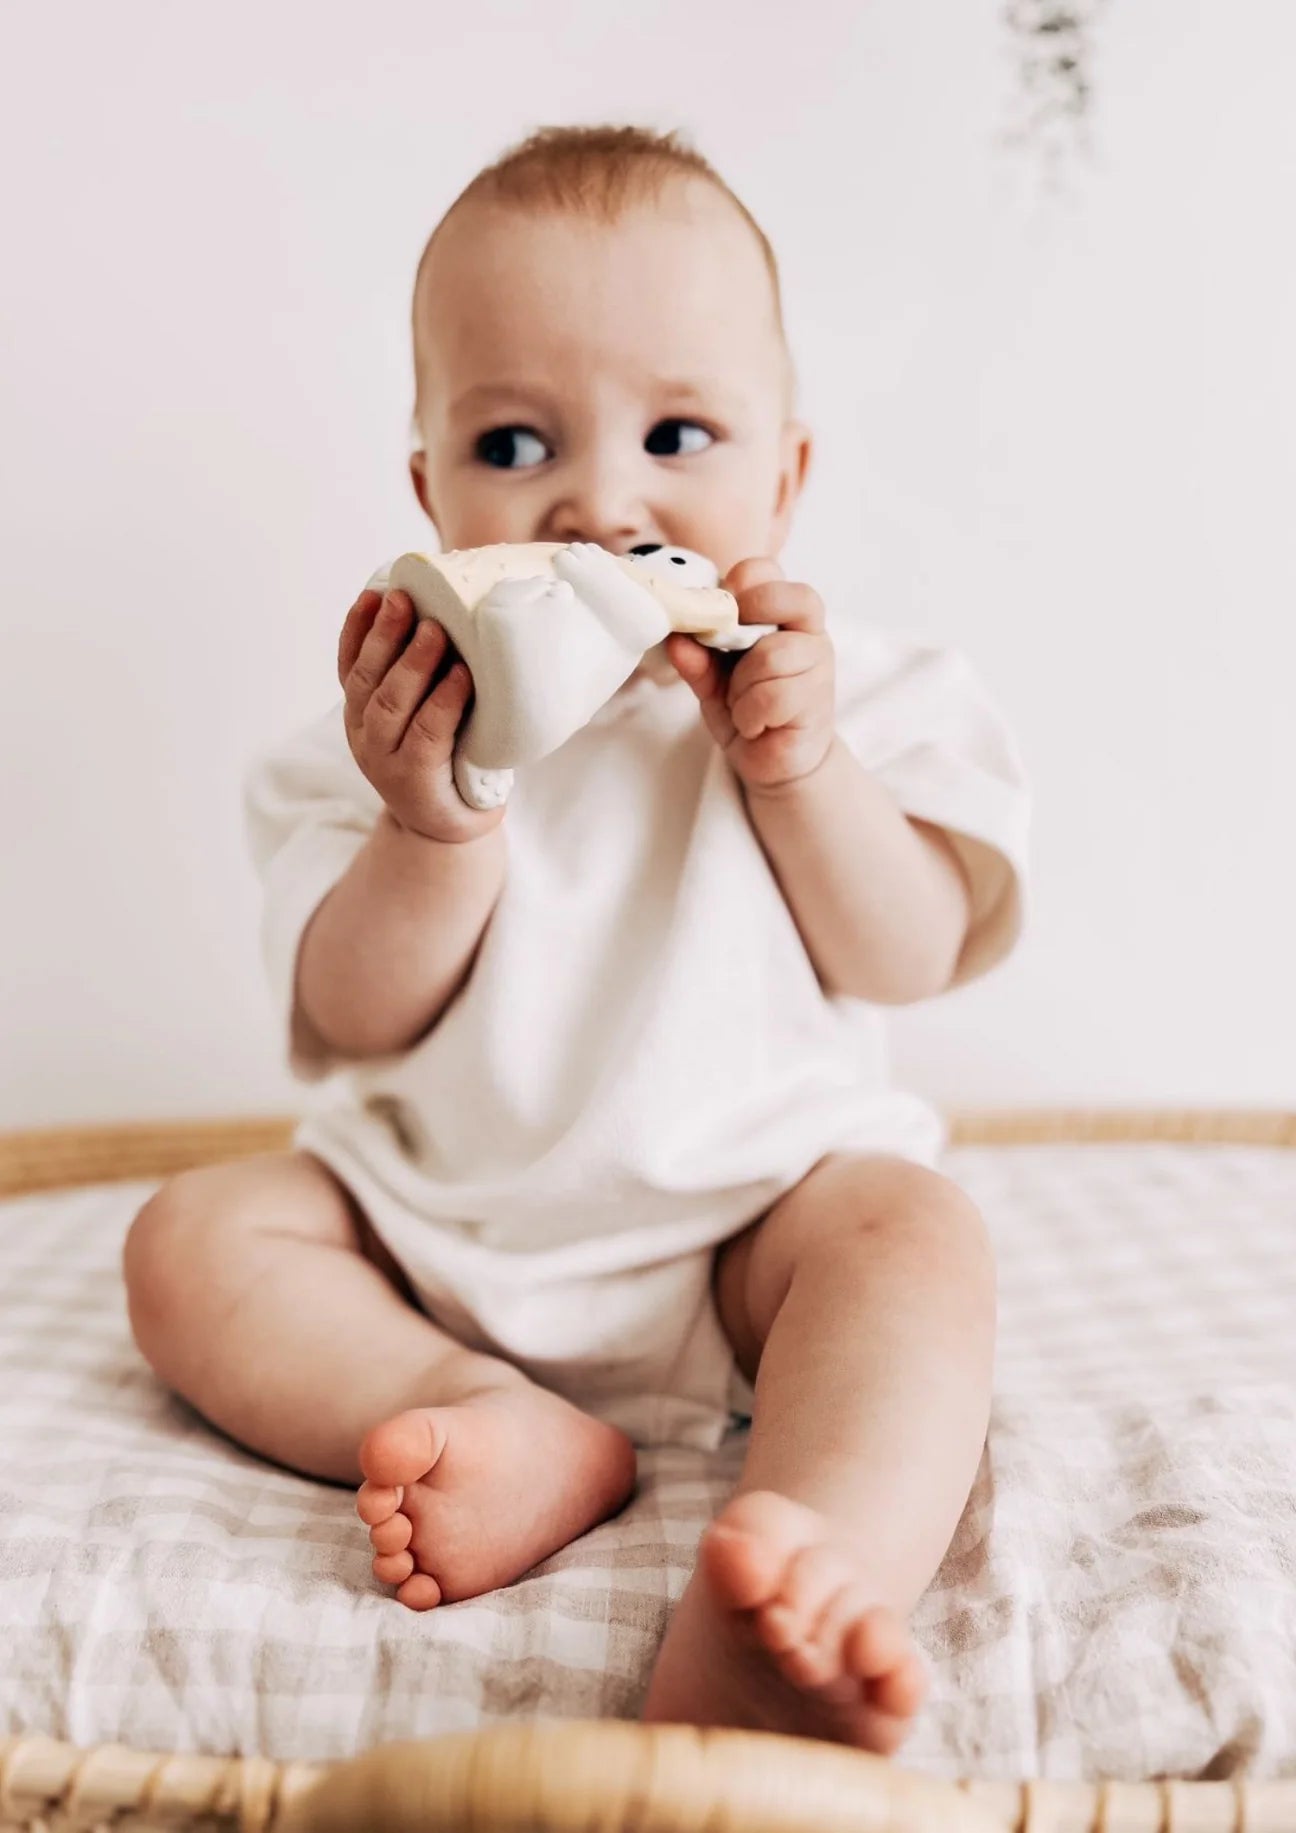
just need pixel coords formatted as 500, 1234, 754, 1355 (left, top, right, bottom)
1, 1142, 1293, 1780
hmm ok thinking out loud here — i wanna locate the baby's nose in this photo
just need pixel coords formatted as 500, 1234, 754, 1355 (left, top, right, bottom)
547, 517, 646, 554
545, 463, 649, 553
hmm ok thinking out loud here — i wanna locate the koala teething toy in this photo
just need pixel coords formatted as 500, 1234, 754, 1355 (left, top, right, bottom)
383, 540, 771, 809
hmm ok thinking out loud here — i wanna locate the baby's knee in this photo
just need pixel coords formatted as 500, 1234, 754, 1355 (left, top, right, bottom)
859, 1160, 991, 1268
782, 1154, 991, 1270
123, 1166, 232, 1354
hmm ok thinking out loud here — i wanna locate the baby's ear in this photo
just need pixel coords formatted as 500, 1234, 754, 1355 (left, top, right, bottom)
771, 420, 813, 543
409, 449, 440, 529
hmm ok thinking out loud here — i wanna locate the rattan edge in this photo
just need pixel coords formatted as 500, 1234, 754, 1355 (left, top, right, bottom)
5, 1725, 1296, 1832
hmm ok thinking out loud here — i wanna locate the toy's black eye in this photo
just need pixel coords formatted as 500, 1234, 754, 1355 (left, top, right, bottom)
626, 544, 719, 588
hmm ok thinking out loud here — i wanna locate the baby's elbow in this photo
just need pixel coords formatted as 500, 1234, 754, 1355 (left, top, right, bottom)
884, 957, 960, 1006
898, 933, 966, 1003
828, 935, 964, 1006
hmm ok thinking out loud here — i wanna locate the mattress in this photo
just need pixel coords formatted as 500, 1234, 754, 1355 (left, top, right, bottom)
0, 1140, 1293, 1780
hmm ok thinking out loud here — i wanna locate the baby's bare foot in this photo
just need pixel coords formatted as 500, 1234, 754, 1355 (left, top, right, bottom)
355, 1380, 637, 1609
642, 1490, 927, 1751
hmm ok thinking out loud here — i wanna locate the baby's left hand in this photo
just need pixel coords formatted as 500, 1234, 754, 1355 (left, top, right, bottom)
666, 558, 836, 794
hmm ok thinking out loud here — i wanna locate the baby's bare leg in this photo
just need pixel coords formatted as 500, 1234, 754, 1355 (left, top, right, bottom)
643, 1154, 994, 1750
124, 1153, 635, 1605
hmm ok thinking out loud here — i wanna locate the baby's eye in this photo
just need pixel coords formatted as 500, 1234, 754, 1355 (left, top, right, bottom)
475, 426, 550, 469
645, 419, 714, 457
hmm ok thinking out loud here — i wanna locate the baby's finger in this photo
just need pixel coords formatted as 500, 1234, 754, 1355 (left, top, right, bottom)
725, 556, 784, 597
337, 589, 384, 687
737, 579, 825, 635
404, 658, 474, 763
729, 672, 817, 742
728, 631, 823, 698
364, 619, 451, 756
342, 592, 416, 721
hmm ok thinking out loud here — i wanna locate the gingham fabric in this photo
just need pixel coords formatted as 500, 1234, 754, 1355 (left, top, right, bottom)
0, 1143, 1293, 1779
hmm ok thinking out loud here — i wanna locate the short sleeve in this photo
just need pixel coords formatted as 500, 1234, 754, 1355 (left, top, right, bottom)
243, 702, 383, 1079
834, 627, 1031, 988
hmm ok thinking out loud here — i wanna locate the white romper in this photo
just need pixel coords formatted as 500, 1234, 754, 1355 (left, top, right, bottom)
244, 619, 1030, 1450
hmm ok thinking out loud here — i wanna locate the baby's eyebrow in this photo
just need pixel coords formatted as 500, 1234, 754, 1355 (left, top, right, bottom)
449, 382, 553, 420
448, 377, 746, 422
653, 378, 745, 417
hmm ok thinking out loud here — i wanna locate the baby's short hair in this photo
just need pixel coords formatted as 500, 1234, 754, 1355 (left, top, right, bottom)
410, 123, 790, 441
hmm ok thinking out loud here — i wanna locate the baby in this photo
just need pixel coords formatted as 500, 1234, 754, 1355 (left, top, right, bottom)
124, 124, 1029, 1751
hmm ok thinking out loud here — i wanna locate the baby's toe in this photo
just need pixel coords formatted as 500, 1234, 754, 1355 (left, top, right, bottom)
372, 1550, 415, 1585
788, 1580, 876, 1691
757, 1544, 846, 1657
359, 1410, 447, 1489
356, 1481, 402, 1528
396, 1572, 442, 1612
845, 1605, 908, 1678
864, 1709, 913, 1758
846, 1607, 928, 1714
700, 1522, 783, 1614
368, 1513, 413, 1556
871, 1648, 928, 1720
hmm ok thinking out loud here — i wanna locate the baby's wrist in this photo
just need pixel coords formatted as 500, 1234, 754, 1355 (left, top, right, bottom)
377, 806, 502, 854
739, 731, 841, 805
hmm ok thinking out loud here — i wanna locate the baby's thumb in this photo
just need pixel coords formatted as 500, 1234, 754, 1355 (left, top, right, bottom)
666, 633, 720, 700
666, 635, 737, 753
724, 555, 784, 595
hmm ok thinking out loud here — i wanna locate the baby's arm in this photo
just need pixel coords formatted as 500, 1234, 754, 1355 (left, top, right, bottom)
745, 745, 971, 1004
295, 584, 506, 1060
670, 558, 971, 1004
296, 811, 504, 1060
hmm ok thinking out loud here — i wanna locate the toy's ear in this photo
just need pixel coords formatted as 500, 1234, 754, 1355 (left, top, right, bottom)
409, 449, 440, 530
770, 420, 813, 551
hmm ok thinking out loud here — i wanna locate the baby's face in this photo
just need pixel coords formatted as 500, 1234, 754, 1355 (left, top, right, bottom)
409, 180, 810, 578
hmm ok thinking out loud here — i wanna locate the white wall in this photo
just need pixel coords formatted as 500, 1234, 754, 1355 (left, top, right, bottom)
2, 0, 1292, 1127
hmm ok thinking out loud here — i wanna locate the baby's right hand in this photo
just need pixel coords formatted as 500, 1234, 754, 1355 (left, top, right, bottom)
337, 587, 505, 845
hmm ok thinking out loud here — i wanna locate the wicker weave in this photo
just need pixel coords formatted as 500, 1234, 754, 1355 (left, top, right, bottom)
5, 1721, 1296, 1831
1, 1109, 1293, 1831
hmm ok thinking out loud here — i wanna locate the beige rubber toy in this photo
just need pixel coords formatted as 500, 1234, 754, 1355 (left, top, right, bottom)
380, 540, 772, 809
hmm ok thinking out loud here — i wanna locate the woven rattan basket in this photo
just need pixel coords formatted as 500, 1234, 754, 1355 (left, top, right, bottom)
2, 1108, 1294, 1832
